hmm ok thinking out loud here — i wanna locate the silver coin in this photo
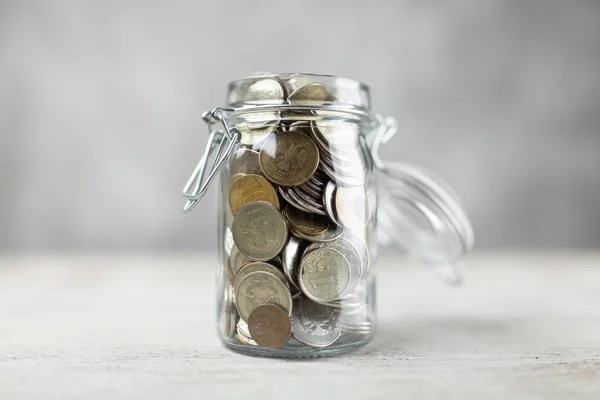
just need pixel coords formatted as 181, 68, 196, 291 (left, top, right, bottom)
323, 181, 343, 226
232, 201, 288, 261
225, 194, 235, 228
304, 178, 324, 194
309, 170, 326, 186
305, 236, 362, 298
286, 188, 326, 215
238, 116, 280, 146
224, 227, 235, 256
242, 78, 286, 105
295, 182, 322, 199
236, 319, 258, 346
311, 121, 361, 152
229, 148, 263, 176
319, 161, 365, 186
282, 237, 307, 291
234, 261, 288, 295
324, 282, 367, 313
288, 82, 336, 106
235, 270, 292, 322
298, 248, 351, 303
277, 186, 313, 214
228, 245, 253, 277
335, 186, 369, 229
220, 284, 237, 339
343, 233, 370, 279
293, 224, 343, 243
290, 296, 341, 348
291, 187, 326, 212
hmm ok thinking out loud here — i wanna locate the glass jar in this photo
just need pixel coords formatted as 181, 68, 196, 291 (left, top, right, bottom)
182, 73, 473, 358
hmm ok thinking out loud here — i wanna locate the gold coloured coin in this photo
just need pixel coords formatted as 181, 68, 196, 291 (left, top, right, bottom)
284, 206, 329, 236
259, 130, 319, 187
247, 303, 292, 349
229, 174, 279, 215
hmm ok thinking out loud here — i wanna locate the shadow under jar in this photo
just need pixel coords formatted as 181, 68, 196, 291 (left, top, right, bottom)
181, 73, 473, 358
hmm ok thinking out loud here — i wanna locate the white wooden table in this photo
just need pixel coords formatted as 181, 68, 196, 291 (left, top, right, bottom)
0, 253, 599, 399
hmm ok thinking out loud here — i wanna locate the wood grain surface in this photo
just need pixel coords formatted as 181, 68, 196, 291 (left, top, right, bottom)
0, 253, 599, 399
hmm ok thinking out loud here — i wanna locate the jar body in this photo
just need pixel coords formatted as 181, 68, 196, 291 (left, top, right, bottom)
216, 103, 378, 357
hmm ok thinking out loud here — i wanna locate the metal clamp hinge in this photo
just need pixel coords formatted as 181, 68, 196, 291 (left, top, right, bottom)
182, 108, 240, 213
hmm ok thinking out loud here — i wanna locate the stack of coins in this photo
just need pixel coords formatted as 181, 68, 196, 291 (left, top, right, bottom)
224, 78, 372, 350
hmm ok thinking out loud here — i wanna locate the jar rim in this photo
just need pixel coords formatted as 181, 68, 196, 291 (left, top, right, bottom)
228, 72, 370, 93
226, 73, 371, 111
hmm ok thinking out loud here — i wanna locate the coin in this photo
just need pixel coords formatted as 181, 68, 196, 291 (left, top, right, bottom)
335, 186, 368, 229
285, 188, 326, 215
282, 236, 307, 289
235, 270, 292, 322
285, 206, 329, 236
298, 248, 351, 303
288, 83, 336, 106
305, 236, 362, 297
311, 121, 361, 151
237, 114, 280, 146
292, 224, 342, 243
236, 319, 258, 346
309, 170, 326, 186
234, 261, 288, 294
290, 187, 326, 214
291, 296, 341, 348
277, 187, 312, 214
295, 182, 321, 199
224, 226, 235, 256
248, 303, 292, 349
259, 130, 320, 187
323, 181, 343, 226
242, 78, 286, 105
230, 148, 263, 176
232, 201, 288, 261
220, 284, 237, 339
229, 174, 280, 215
228, 245, 254, 278
319, 160, 365, 186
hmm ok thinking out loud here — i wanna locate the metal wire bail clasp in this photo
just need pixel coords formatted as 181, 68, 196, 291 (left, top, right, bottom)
182, 108, 240, 213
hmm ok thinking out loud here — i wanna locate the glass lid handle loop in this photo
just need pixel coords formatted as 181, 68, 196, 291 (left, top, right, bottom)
370, 114, 398, 170
182, 108, 240, 213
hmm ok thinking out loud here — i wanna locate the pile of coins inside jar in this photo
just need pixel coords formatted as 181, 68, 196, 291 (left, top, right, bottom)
221, 77, 373, 350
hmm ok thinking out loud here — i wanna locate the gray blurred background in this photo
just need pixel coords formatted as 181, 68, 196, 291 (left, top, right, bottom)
0, 0, 598, 252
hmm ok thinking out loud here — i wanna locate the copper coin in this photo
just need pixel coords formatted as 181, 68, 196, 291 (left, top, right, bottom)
259, 130, 319, 187
248, 304, 292, 349
229, 174, 279, 215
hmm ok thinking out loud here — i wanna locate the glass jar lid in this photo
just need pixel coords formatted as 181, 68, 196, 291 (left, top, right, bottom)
377, 162, 474, 284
